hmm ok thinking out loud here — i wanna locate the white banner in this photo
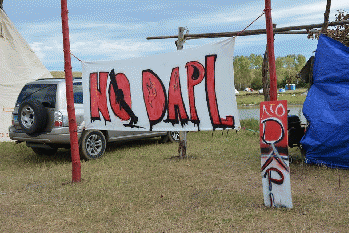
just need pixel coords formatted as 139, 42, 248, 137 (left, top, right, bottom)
82, 38, 240, 131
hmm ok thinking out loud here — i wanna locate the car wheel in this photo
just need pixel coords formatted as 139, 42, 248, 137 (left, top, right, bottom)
31, 147, 58, 156
18, 100, 48, 135
160, 131, 180, 143
80, 130, 106, 160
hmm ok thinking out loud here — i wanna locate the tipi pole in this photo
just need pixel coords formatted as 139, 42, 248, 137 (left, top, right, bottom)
61, 0, 81, 182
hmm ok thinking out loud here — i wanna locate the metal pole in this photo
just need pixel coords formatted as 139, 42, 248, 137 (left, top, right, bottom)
265, 0, 277, 101
176, 27, 187, 158
61, 0, 81, 182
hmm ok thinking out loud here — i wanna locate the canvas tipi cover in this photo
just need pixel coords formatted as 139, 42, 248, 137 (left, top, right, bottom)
0, 7, 53, 141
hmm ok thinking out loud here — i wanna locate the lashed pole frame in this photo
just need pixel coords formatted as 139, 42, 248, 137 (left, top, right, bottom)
61, 0, 81, 182
147, 20, 349, 40
176, 27, 187, 158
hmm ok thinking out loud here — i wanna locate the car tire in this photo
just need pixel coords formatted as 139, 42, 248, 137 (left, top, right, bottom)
18, 100, 48, 135
160, 131, 180, 143
80, 130, 106, 160
31, 147, 58, 156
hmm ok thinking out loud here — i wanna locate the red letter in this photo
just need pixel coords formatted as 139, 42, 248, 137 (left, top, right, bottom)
186, 61, 205, 126
90, 72, 110, 122
165, 67, 188, 125
109, 73, 131, 121
205, 55, 234, 129
263, 167, 284, 191
142, 70, 167, 131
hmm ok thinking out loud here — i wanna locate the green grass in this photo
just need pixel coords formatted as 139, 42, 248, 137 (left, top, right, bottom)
241, 118, 260, 132
236, 88, 307, 106
50, 71, 82, 78
1, 121, 349, 232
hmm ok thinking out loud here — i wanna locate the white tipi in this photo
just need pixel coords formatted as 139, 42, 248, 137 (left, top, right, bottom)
0, 2, 53, 141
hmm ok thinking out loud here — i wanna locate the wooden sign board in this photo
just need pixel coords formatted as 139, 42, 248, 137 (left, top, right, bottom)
260, 100, 293, 208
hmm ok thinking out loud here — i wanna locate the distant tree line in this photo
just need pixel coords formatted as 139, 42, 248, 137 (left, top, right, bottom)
233, 54, 307, 90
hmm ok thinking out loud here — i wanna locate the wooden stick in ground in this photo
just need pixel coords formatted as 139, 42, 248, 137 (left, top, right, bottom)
61, 0, 81, 182
176, 27, 187, 159
264, 0, 278, 101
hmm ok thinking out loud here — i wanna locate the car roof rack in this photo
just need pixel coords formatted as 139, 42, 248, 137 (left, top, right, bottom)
35, 77, 82, 81
35, 78, 64, 81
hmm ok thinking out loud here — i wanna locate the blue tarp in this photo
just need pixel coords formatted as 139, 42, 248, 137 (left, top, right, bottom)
301, 35, 349, 169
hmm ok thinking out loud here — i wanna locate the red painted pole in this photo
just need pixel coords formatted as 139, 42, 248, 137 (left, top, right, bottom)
61, 0, 81, 182
265, 0, 278, 101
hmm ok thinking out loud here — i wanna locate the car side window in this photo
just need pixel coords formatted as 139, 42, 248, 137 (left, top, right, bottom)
73, 82, 83, 104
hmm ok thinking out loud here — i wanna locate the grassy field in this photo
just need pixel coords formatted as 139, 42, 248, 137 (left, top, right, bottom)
1, 120, 348, 232
236, 88, 308, 106
50, 71, 82, 78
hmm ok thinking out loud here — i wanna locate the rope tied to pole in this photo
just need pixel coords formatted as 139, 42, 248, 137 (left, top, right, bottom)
235, 11, 265, 37
183, 11, 265, 41
70, 52, 83, 62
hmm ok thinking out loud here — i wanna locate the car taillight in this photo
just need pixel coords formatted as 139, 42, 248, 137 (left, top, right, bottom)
54, 111, 63, 127
12, 113, 18, 126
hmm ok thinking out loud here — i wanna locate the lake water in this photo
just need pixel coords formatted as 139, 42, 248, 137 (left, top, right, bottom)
238, 105, 306, 123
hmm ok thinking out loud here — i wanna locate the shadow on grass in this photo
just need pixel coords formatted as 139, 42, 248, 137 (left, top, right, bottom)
22, 148, 73, 165
106, 138, 161, 152
22, 138, 164, 165
165, 155, 198, 161
105, 137, 194, 161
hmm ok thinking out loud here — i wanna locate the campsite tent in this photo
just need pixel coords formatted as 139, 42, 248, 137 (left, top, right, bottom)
0, 6, 53, 141
301, 35, 349, 169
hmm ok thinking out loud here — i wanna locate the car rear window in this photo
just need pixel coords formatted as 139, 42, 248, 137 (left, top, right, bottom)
16, 84, 57, 108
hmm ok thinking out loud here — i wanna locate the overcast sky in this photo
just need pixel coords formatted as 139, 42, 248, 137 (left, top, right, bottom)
2, 0, 349, 71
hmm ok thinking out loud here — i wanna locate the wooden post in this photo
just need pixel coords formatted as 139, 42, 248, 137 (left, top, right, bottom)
262, 23, 276, 101
261, 1, 293, 208
262, 45, 270, 101
265, 0, 277, 101
61, 0, 81, 182
321, 0, 331, 34
176, 27, 187, 158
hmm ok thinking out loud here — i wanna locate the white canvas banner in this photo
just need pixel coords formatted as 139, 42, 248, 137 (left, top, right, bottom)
82, 38, 240, 131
